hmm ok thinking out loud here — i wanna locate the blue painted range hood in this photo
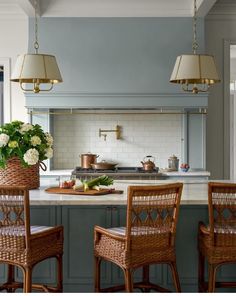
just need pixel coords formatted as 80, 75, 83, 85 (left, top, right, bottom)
25, 92, 208, 109
25, 18, 208, 110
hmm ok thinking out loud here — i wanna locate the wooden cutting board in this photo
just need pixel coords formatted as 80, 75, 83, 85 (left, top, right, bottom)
45, 187, 123, 196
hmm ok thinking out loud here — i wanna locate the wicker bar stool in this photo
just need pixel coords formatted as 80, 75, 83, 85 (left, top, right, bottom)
198, 182, 236, 292
94, 183, 183, 292
0, 186, 64, 293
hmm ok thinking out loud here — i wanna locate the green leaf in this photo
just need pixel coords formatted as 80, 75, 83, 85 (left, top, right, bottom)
83, 175, 114, 190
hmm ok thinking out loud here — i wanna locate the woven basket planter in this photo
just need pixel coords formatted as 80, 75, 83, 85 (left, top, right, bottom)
0, 157, 40, 189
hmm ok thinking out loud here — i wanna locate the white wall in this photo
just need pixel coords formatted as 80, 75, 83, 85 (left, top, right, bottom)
53, 113, 182, 169
0, 16, 29, 122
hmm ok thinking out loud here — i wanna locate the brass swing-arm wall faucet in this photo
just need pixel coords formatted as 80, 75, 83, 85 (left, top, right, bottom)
99, 125, 121, 141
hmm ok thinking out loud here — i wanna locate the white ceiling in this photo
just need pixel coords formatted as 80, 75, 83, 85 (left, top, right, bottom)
0, 0, 220, 18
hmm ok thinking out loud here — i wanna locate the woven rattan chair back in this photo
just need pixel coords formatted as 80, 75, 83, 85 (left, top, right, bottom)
208, 182, 236, 247
0, 186, 30, 251
94, 183, 183, 292
0, 185, 64, 293
126, 183, 183, 251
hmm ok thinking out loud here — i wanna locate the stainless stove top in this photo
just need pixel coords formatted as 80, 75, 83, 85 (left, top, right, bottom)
72, 166, 160, 175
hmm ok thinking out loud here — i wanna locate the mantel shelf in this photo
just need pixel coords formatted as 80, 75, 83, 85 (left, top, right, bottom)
25, 92, 208, 109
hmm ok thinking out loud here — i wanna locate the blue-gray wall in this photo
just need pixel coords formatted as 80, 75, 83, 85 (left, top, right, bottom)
29, 17, 205, 94
28, 17, 207, 171
205, 15, 236, 179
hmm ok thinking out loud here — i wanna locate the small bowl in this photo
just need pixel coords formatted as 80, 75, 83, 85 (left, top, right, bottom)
181, 167, 189, 172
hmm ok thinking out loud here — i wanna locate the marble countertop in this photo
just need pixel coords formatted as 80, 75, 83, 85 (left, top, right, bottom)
29, 178, 213, 206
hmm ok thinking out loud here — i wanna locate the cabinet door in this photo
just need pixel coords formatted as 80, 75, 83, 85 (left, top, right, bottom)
62, 206, 112, 292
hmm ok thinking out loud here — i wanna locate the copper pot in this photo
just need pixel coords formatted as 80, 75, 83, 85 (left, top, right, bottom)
141, 155, 156, 171
80, 153, 99, 169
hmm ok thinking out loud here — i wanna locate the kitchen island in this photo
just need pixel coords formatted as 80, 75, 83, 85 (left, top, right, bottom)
31, 178, 209, 205
12, 178, 235, 292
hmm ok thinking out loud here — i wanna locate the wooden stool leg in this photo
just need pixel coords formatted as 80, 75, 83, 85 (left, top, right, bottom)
169, 261, 181, 292
198, 250, 205, 292
142, 265, 151, 292
7, 264, 14, 282
124, 268, 133, 292
6, 264, 15, 292
143, 265, 149, 283
23, 267, 32, 293
56, 254, 63, 292
94, 256, 101, 292
208, 264, 217, 292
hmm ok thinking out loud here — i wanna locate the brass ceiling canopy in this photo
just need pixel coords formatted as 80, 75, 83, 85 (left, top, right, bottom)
170, 0, 220, 94
11, 0, 62, 93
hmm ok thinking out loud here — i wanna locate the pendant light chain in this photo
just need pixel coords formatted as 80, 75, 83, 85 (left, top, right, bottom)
34, 0, 39, 54
192, 0, 198, 54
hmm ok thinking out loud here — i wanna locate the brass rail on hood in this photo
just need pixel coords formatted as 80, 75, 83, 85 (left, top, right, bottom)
27, 108, 207, 116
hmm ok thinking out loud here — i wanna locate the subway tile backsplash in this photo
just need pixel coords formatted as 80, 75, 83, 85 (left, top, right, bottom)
53, 113, 182, 169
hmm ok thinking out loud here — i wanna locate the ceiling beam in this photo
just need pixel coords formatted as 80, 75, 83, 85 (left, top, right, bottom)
16, 0, 41, 17
197, 0, 217, 17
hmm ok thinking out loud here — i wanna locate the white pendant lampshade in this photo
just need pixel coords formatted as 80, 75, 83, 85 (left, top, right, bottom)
170, 0, 220, 94
11, 54, 62, 93
11, 0, 62, 93
170, 54, 220, 93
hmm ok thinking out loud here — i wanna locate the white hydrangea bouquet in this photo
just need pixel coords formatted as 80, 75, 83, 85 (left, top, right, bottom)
0, 120, 53, 168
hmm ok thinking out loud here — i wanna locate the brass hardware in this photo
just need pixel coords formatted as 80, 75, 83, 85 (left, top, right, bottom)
100, 133, 107, 141
20, 81, 54, 93
116, 125, 121, 139
99, 125, 121, 140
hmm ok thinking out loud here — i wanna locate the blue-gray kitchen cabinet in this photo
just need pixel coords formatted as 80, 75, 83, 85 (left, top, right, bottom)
61, 206, 113, 292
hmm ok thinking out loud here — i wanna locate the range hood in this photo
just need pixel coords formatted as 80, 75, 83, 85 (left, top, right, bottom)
25, 92, 208, 109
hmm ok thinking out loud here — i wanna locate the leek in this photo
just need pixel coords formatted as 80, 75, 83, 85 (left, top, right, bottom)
73, 175, 113, 192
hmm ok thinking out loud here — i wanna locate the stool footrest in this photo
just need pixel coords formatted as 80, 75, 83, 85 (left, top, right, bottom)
216, 281, 236, 288
199, 280, 236, 292
0, 281, 62, 293
134, 281, 171, 292
32, 283, 62, 292
0, 281, 23, 292
99, 284, 126, 292
98, 281, 171, 293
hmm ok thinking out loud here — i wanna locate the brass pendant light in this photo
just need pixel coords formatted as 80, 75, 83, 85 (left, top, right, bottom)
11, 0, 62, 93
170, 0, 220, 94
